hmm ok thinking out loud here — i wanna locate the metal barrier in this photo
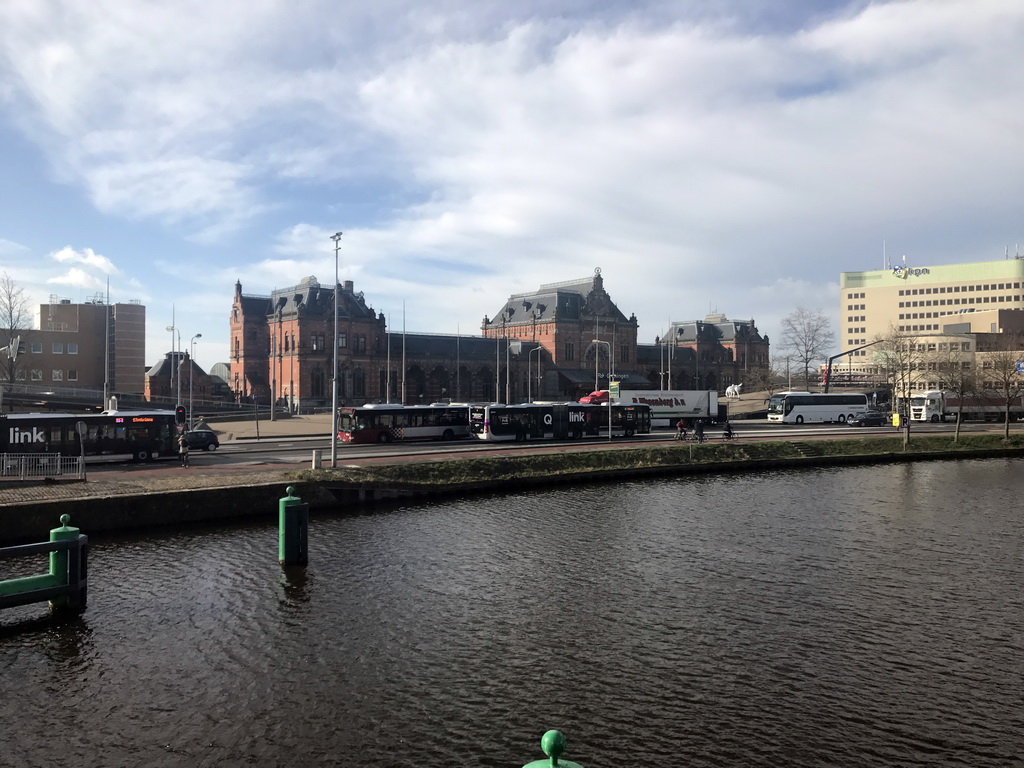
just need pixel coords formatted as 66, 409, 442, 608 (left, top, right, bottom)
0, 453, 85, 481
0, 515, 88, 615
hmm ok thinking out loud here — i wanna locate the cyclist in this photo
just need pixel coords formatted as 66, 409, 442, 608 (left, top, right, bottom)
722, 422, 734, 440
675, 418, 687, 442
694, 420, 705, 443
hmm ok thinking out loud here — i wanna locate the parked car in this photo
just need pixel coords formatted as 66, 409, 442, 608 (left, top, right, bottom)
848, 411, 889, 427
185, 429, 220, 450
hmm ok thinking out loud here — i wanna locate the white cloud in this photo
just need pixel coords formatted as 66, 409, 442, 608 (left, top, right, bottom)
2, 0, 1024, 363
51, 246, 118, 274
47, 267, 105, 292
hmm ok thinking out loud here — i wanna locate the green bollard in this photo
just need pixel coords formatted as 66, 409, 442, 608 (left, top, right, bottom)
278, 486, 308, 566
522, 730, 586, 768
49, 513, 79, 611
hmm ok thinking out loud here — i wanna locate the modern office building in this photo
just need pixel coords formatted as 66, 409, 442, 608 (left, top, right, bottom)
839, 258, 1024, 357
2, 295, 146, 395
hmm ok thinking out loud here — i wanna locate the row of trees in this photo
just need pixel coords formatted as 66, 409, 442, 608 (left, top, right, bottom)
744, 303, 1024, 443
875, 328, 1024, 442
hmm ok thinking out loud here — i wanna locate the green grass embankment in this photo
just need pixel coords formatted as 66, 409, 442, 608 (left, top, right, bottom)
291, 434, 1024, 490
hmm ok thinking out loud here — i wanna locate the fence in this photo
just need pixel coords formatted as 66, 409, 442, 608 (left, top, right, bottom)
0, 453, 85, 481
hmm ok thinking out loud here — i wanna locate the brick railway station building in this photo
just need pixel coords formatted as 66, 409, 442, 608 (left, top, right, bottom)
229, 269, 770, 411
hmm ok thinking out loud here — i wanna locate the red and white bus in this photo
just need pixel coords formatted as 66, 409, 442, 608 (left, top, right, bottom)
337, 404, 471, 443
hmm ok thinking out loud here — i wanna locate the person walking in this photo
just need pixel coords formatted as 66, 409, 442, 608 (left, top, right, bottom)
178, 433, 190, 468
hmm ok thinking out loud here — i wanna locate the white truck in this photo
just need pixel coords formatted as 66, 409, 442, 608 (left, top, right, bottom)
579, 389, 719, 427
906, 389, 1024, 422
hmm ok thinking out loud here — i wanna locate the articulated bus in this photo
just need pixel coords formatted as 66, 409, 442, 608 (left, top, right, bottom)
767, 391, 870, 424
337, 404, 471, 443
0, 410, 179, 462
469, 403, 651, 441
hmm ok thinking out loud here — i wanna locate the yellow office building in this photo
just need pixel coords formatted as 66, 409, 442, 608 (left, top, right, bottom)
839, 258, 1024, 356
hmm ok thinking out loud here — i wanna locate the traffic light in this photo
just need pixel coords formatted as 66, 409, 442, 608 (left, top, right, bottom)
175, 405, 186, 425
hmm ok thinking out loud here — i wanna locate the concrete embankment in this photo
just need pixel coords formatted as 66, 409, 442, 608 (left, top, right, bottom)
3, 434, 1022, 544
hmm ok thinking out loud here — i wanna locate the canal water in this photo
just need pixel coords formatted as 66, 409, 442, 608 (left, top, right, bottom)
2, 459, 1022, 767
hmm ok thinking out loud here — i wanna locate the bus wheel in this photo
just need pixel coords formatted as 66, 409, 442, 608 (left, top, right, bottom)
624, 428, 634, 437
134, 449, 151, 462
570, 429, 582, 439
377, 432, 392, 443
441, 429, 455, 440
930, 414, 940, 423
847, 414, 856, 422
515, 431, 526, 442
838, 414, 847, 423
795, 416, 804, 424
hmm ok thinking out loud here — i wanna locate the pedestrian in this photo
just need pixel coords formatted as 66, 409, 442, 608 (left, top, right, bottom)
178, 433, 190, 467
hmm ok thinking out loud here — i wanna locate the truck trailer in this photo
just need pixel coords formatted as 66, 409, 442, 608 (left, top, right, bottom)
579, 389, 719, 427
905, 389, 1024, 422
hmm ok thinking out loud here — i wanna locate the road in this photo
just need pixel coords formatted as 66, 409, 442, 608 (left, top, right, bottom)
86, 419, 1020, 475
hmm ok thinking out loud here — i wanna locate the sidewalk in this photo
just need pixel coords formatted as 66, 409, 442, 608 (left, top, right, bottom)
207, 413, 333, 441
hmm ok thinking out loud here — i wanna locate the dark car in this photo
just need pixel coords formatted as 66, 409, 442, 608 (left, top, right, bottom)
848, 411, 888, 427
185, 429, 220, 450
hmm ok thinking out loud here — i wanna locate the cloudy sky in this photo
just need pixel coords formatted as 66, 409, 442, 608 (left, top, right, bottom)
2, 0, 1023, 371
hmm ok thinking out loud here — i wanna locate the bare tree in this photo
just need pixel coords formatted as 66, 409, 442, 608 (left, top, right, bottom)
977, 331, 1024, 440
0, 272, 31, 384
932, 335, 976, 443
873, 326, 924, 447
741, 355, 787, 399
780, 307, 835, 390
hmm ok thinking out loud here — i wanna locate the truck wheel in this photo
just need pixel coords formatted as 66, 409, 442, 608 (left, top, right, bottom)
930, 414, 939, 423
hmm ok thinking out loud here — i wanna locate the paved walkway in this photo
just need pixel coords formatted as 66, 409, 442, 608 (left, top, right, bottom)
0, 415, 332, 508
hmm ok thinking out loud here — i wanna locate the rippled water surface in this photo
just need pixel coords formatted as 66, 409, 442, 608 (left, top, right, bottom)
3, 459, 1023, 767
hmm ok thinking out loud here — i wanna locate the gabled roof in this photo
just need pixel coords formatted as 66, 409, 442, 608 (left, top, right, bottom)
241, 276, 379, 321
486, 270, 632, 328
145, 352, 207, 379
670, 314, 765, 344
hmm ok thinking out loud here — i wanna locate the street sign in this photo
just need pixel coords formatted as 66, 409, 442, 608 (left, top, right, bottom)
1017, 361, 1024, 374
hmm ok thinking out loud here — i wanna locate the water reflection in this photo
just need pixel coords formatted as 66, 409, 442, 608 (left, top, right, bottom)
2, 459, 1023, 767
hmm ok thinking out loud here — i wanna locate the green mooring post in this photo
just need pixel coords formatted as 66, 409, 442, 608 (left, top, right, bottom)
279, 486, 308, 566
49, 513, 85, 613
522, 730, 585, 768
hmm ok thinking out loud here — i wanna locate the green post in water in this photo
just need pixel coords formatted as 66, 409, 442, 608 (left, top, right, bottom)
48, 514, 79, 610
278, 486, 308, 566
521, 730, 586, 768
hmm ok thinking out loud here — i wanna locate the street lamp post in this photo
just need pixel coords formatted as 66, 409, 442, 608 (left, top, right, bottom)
330, 232, 343, 468
189, 333, 202, 429
592, 339, 612, 441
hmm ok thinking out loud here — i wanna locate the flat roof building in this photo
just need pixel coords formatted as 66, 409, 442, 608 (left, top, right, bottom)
839, 258, 1024, 357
